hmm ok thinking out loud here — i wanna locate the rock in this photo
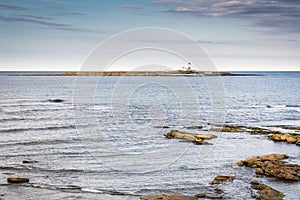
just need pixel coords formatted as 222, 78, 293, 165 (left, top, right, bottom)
236, 160, 244, 167
251, 181, 284, 200
257, 154, 289, 161
48, 99, 64, 103
238, 154, 300, 181
214, 188, 223, 194
194, 134, 217, 139
164, 130, 217, 145
154, 126, 170, 128
268, 133, 300, 145
210, 124, 281, 135
22, 160, 38, 164
211, 175, 235, 184
255, 168, 264, 175
7, 177, 29, 183
140, 193, 197, 200
185, 125, 203, 129
194, 193, 206, 198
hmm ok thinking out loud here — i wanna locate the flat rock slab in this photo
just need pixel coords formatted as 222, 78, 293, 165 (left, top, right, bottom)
237, 154, 300, 181
164, 130, 216, 145
211, 124, 282, 135
251, 181, 284, 200
268, 133, 300, 145
211, 175, 235, 184
7, 177, 29, 183
140, 193, 197, 200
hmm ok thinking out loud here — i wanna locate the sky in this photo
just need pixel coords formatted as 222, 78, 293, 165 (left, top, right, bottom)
0, 0, 299, 71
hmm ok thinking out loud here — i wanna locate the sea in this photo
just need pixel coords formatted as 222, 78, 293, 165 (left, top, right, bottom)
0, 72, 299, 199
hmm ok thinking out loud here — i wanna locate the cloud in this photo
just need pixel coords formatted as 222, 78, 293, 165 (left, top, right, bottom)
0, 14, 101, 33
53, 12, 85, 16
54, 27, 103, 33
173, 7, 196, 12
121, 5, 144, 9
150, 0, 182, 4
155, 0, 300, 32
0, 3, 27, 10
0, 14, 69, 27
13, 14, 54, 20
197, 40, 246, 45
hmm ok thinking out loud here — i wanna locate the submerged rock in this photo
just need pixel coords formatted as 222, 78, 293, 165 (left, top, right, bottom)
22, 160, 38, 164
237, 154, 300, 181
154, 125, 170, 129
211, 175, 235, 185
140, 193, 197, 200
210, 124, 281, 135
7, 177, 29, 183
194, 193, 206, 198
164, 130, 217, 145
268, 133, 300, 145
251, 181, 284, 200
48, 99, 64, 103
184, 125, 203, 129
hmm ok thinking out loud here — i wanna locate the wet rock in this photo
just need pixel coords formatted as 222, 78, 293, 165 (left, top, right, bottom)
7, 177, 29, 183
211, 127, 242, 133
164, 130, 216, 145
255, 168, 264, 175
140, 193, 197, 200
194, 193, 206, 198
210, 124, 281, 135
48, 99, 64, 103
22, 160, 38, 164
184, 125, 203, 129
238, 154, 300, 181
236, 160, 244, 167
256, 154, 289, 161
251, 181, 284, 200
268, 133, 300, 145
214, 188, 223, 195
211, 175, 235, 185
154, 125, 170, 128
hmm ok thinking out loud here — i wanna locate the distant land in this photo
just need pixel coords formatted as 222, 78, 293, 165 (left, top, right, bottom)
0, 70, 260, 76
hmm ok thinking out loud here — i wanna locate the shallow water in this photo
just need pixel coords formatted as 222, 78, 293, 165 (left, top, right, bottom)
0, 72, 299, 199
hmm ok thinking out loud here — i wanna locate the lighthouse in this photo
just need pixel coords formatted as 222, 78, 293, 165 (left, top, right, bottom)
187, 62, 192, 72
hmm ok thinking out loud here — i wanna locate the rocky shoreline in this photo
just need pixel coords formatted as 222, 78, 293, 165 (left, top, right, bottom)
140, 124, 299, 199
2, 124, 299, 199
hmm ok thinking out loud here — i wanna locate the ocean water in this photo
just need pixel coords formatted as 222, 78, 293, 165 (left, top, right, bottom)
0, 72, 299, 199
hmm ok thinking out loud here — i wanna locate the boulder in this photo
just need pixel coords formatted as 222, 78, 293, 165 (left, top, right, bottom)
237, 154, 300, 181
251, 181, 284, 200
140, 193, 197, 200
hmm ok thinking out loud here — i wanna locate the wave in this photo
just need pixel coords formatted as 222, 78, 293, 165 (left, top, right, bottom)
0, 124, 75, 133
0, 138, 81, 147
267, 105, 286, 108
0, 116, 74, 123
267, 104, 300, 108
3, 108, 71, 115
286, 105, 300, 108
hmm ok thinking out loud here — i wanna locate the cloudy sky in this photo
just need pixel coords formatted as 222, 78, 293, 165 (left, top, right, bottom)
0, 0, 299, 71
